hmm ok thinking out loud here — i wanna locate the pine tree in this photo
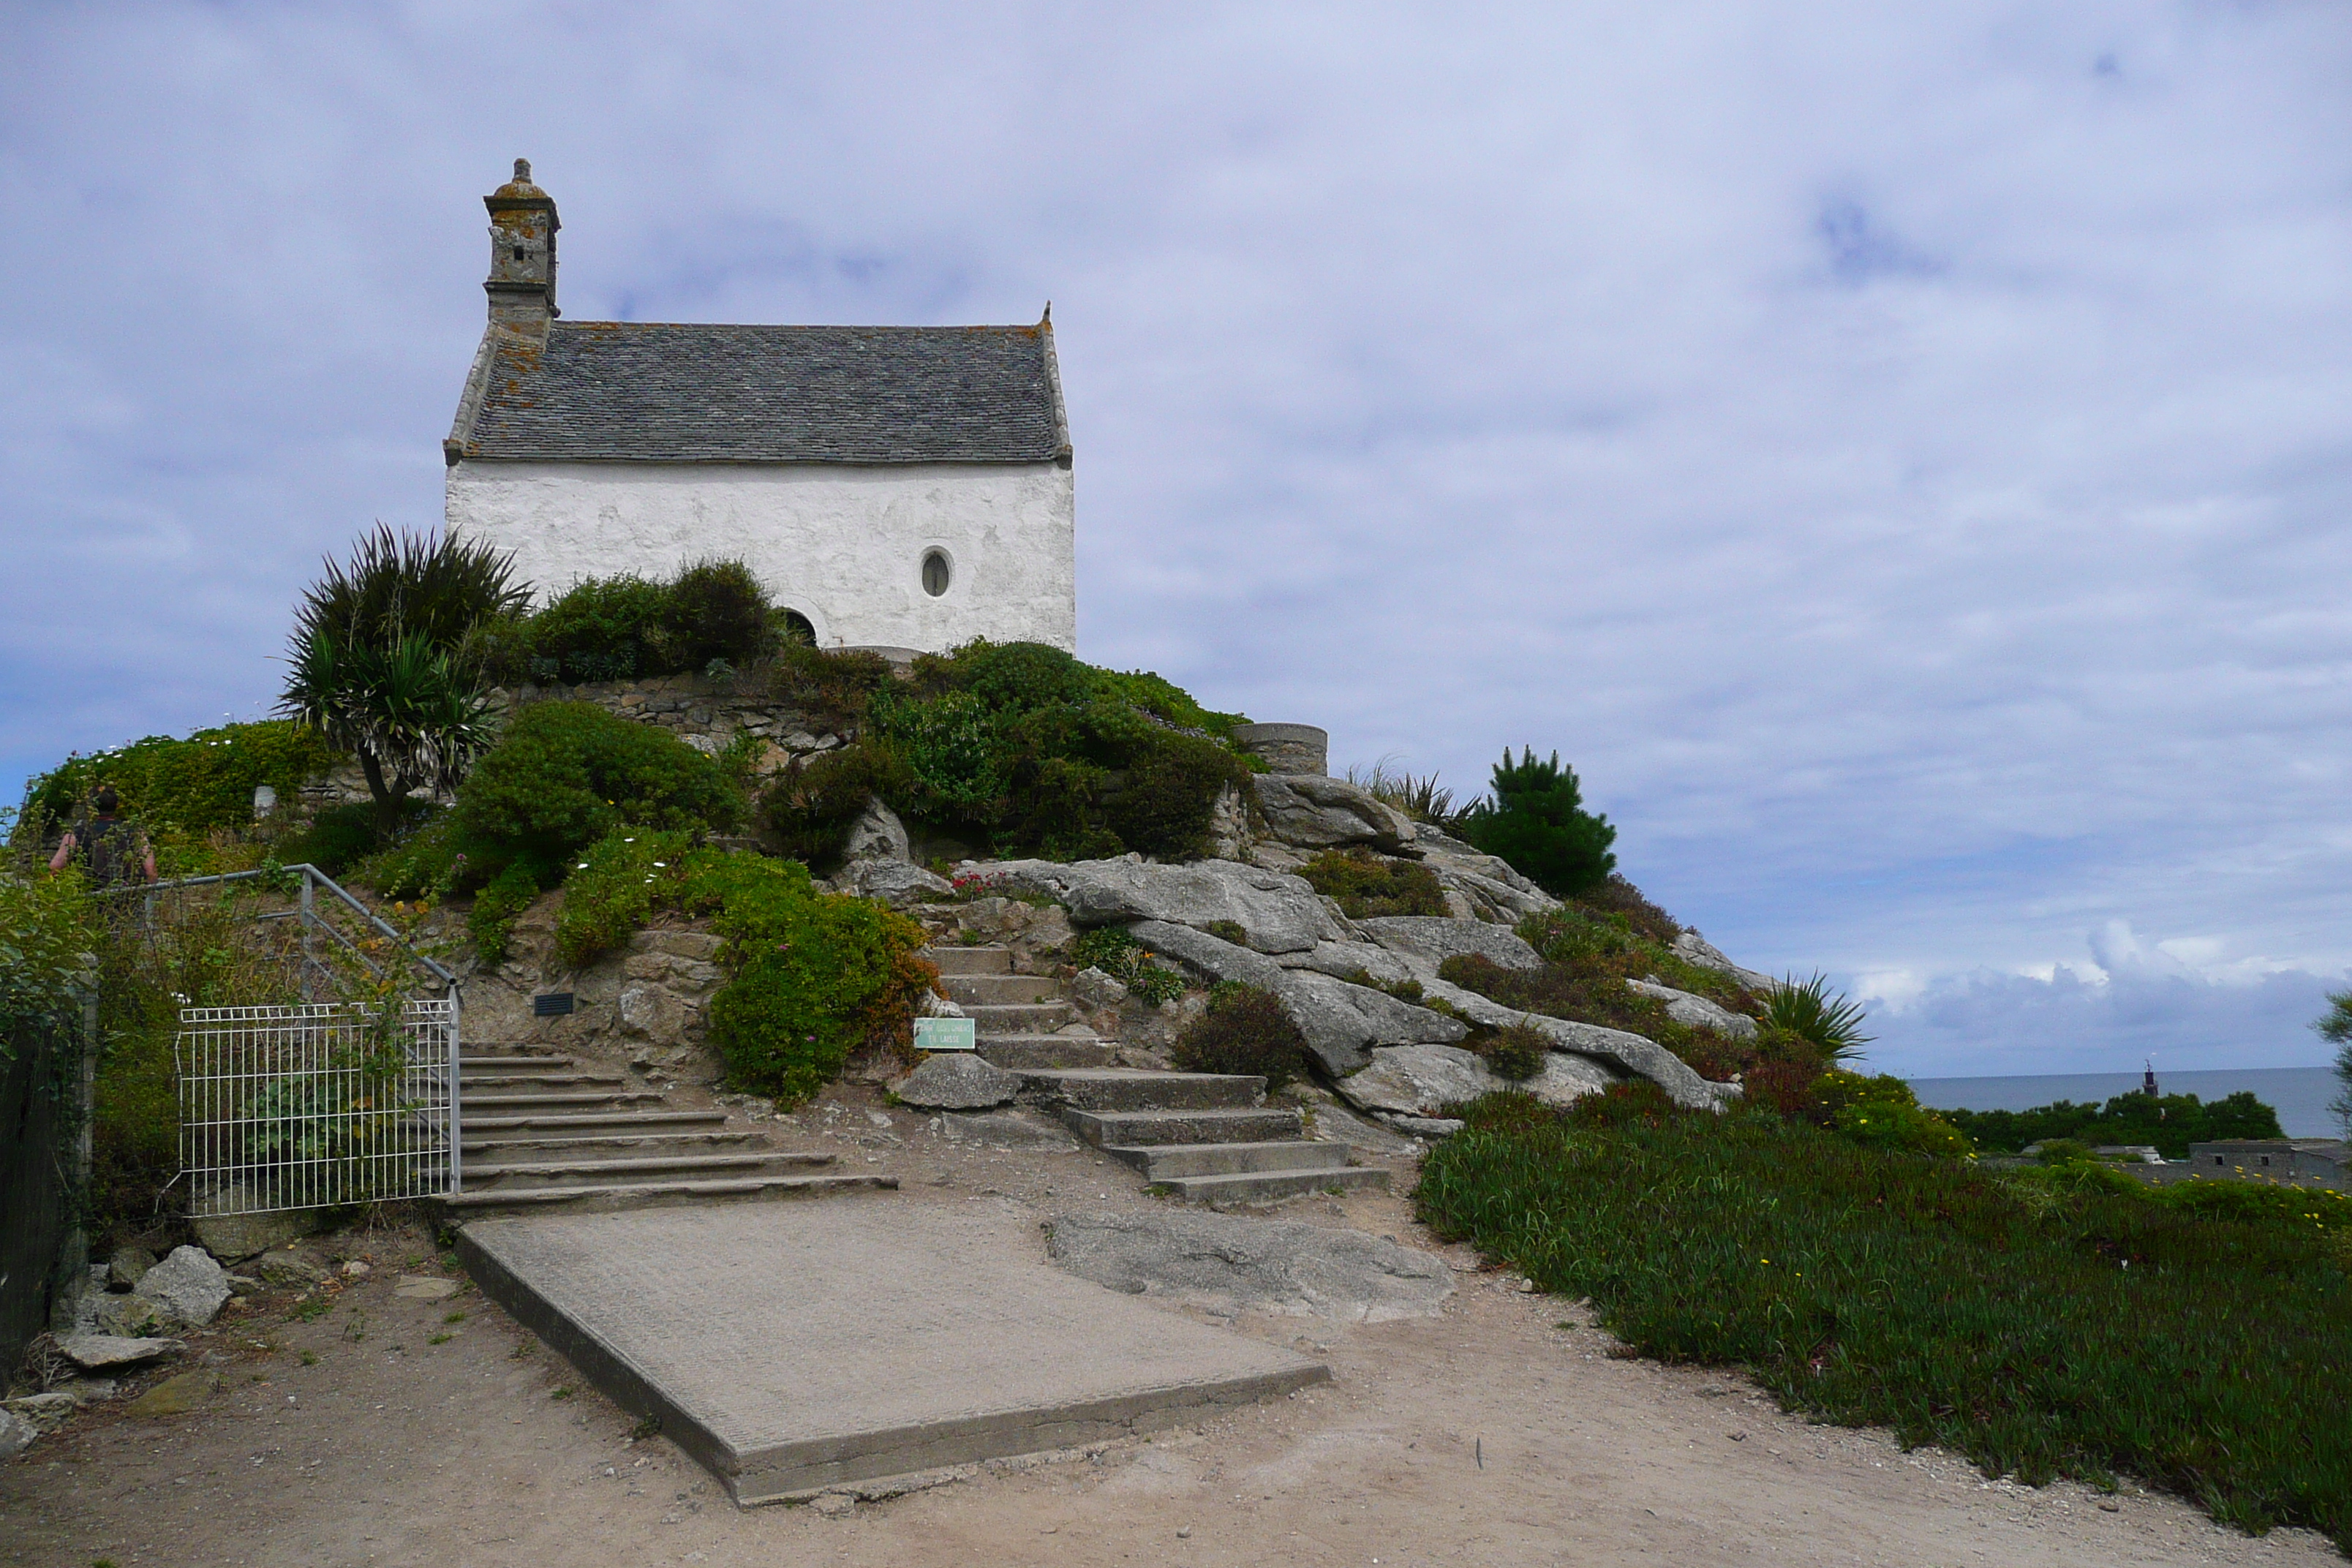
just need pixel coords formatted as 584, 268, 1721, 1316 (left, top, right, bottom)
1460, 748, 1617, 897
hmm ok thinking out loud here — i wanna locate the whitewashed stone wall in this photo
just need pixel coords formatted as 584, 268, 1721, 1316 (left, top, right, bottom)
446, 459, 1076, 653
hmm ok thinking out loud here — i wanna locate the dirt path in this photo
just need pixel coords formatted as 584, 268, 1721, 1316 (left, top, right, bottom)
4, 1088, 2340, 1568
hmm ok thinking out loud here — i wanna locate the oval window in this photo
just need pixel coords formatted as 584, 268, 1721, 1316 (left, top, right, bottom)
778, 609, 815, 647
921, 549, 951, 598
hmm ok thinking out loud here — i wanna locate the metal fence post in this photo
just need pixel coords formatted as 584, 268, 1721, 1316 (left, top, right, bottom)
448, 990, 464, 1196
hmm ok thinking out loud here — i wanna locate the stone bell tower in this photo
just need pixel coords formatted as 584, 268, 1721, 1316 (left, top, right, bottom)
483, 158, 559, 332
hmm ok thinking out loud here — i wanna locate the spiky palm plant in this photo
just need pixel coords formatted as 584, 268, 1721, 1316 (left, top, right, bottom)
281, 633, 496, 833
1765, 973, 1874, 1066
293, 524, 529, 653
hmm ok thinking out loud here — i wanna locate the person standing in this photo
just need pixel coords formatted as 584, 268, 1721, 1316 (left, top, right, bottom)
49, 787, 157, 886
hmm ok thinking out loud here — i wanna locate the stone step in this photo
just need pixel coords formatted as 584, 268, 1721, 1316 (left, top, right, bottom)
1099, 1141, 1343, 1180
461, 1109, 730, 1134
1153, 1166, 1391, 1205
439, 1172, 899, 1218
922, 945, 1013, 976
963, 1001, 1077, 1034
461, 1150, 837, 1191
460, 1054, 582, 1069
1061, 1107, 1305, 1147
462, 1130, 767, 1159
1018, 1069, 1264, 1113
976, 1036, 1120, 1070
461, 1090, 671, 1112
941, 973, 1061, 1005
458, 1071, 627, 1091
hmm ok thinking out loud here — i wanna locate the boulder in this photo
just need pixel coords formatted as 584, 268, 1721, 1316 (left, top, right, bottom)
1205, 781, 1252, 862
189, 1204, 320, 1264
1249, 775, 1417, 853
1277, 970, 1469, 1077
892, 1052, 1019, 1111
1416, 978, 1738, 1112
251, 1251, 328, 1288
3, 1392, 78, 1433
987, 858, 1351, 955
91, 1294, 169, 1338
1670, 932, 1776, 994
1045, 1209, 1455, 1322
135, 1245, 230, 1328
1335, 1043, 1620, 1119
1357, 916, 1543, 981
1070, 967, 1129, 1009
55, 1334, 182, 1372
1278, 941, 1417, 988
617, 981, 689, 1041
106, 1245, 157, 1292
1627, 979, 1759, 1039
125, 1369, 215, 1419
1421, 863, 1557, 924
1128, 921, 1467, 1076
842, 796, 912, 863
0, 1410, 35, 1461
837, 858, 955, 908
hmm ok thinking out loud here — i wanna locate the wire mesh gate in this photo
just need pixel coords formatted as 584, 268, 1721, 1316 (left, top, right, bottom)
177, 998, 461, 1215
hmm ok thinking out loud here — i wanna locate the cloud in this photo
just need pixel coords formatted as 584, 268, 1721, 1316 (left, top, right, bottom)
1862, 921, 2348, 1077
2, 2, 2348, 1070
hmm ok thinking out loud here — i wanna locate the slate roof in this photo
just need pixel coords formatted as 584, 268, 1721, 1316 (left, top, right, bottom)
449, 321, 1067, 464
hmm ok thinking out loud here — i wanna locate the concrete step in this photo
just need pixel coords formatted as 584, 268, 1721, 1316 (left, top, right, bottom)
1099, 1140, 1343, 1180
462, 1130, 768, 1159
923, 946, 1012, 976
963, 1001, 1077, 1034
461, 1150, 838, 1191
1153, 1166, 1391, 1204
1018, 1069, 1264, 1113
461, 1054, 581, 1070
461, 1109, 730, 1134
461, 1090, 671, 1112
457, 1071, 627, 1091
941, 973, 1061, 1005
440, 1172, 899, 1218
976, 1036, 1119, 1070
1062, 1107, 1304, 1147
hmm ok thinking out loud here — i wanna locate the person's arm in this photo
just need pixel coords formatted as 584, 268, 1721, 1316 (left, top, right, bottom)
143, 843, 158, 881
48, 832, 75, 872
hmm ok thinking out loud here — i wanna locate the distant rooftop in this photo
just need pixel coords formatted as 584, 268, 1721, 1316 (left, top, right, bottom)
450, 320, 1068, 465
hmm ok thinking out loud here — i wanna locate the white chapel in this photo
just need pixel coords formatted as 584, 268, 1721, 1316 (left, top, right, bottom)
443, 162, 1077, 654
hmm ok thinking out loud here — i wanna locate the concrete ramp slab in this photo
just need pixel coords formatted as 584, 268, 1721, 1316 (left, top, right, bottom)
459, 1199, 1327, 1503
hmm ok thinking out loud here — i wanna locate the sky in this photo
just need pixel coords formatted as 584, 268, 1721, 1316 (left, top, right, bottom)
3, 1, 2348, 1077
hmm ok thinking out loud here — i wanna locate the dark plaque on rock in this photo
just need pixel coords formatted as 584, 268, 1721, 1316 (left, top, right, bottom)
532, 992, 576, 1017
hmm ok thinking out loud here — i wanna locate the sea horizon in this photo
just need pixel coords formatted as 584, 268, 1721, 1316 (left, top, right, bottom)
1908, 1066, 2340, 1139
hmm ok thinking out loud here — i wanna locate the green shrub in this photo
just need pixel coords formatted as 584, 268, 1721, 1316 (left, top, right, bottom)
18, 721, 343, 853
552, 828, 696, 968
1071, 926, 1186, 1005
767, 644, 894, 733
1297, 848, 1448, 919
1170, 982, 1308, 1092
1477, 1019, 1550, 1082
1939, 1090, 2284, 1161
759, 743, 915, 865
681, 852, 933, 1105
1813, 1071, 1970, 1156
513, 559, 782, 685
451, 701, 742, 885
1458, 748, 1617, 897
0, 867, 93, 1025
467, 862, 540, 964
1415, 1099, 2352, 1546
